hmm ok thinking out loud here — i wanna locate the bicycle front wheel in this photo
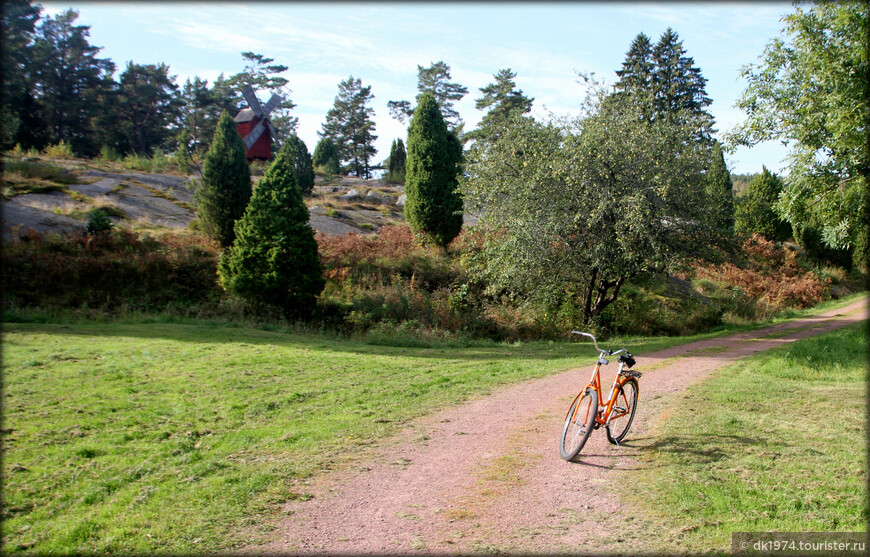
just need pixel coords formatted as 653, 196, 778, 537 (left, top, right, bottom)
560, 388, 598, 461
606, 378, 638, 444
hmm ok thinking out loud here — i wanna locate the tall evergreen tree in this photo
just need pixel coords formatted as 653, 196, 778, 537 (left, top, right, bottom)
196, 111, 251, 248
0, 0, 41, 150
651, 28, 714, 142
734, 166, 791, 242
284, 134, 315, 194
387, 61, 468, 130
705, 141, 735, 235
114, 61, 182, 155
218, 141, 325, 319
29, 8, 115, 155
178, 76, 218, 157
611, 29, 714, 142
467, 68, 534, 143
320, 76, 377, 178
612, 32, 655, 120
385, 138, 406, 184
404, 93, 463, 248
312, 137, 340, 174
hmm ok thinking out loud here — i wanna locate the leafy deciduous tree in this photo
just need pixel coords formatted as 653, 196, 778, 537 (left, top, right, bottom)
726, 0, 868, 254
461, 89, 713, 325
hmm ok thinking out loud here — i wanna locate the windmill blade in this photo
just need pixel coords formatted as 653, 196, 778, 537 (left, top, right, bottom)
244, 119, 266, 150
242, 86, 265, 118
263, 93, 283, 116
266, 119, 280, 148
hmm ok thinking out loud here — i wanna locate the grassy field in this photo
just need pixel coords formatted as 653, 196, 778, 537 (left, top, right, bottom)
2, 320, 725, 553
630, 322, 869, 553
2, 295, 864, 553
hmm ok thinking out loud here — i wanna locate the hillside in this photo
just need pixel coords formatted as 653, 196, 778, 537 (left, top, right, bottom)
1, 156, 424, 242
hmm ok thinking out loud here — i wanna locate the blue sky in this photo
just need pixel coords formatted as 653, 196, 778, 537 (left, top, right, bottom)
41, 1, 795, 174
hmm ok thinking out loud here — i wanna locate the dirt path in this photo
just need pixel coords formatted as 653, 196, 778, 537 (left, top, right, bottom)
248, 297, 867, 555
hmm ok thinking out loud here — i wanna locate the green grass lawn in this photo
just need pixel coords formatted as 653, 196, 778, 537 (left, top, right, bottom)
630, 322, 868, 553
2, 294, 864, 553
2, 320, 716, 553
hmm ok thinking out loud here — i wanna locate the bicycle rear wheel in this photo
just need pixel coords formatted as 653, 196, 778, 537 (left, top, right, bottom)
606, 378, 638, 444
560, 388, 598, 461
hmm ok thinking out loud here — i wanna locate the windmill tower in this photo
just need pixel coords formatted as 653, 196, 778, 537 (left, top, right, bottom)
235, 86, 283, 161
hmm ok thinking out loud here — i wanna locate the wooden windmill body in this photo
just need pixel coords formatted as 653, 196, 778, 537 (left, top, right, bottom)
235, 86, 283, 161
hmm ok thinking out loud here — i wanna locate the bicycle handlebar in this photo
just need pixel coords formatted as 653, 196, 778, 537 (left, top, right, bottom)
570, 330, 630, 359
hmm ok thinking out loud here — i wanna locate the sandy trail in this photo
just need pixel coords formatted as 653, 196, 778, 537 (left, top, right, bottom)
248, 297, 867, 554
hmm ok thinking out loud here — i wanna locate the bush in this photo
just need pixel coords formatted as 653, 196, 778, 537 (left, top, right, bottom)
86, 209, 114, 234
2, 229, 221, 312
43, 141, 74, 159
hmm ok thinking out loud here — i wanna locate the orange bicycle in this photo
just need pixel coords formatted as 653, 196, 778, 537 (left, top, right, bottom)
560, 331, 642, 461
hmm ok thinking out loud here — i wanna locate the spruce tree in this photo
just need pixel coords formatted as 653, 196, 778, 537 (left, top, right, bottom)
284, 134, 314, 194
218, 141, 325, 319
404, 92, 463, 248
320, 76, 377, 178
705, 142, 734, 235
312, 137, 340, 174
734, 166, 791, 242
196, 111, 251, 247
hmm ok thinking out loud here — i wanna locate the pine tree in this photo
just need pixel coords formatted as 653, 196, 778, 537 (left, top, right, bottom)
196, 111, 251, 247
467, 68, 534, 143
312, 137, 340, 175
387, 61, 468, 129
705, 142, 734, 235
320, 76, 377, 178
734, 166, 791, 241
284, 134, 314, 194
404, 93, 463, 248
385, 138, 406, 183
218, 141, 325, 319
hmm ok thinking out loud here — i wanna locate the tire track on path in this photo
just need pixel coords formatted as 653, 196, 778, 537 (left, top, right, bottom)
248, 296, 867, 555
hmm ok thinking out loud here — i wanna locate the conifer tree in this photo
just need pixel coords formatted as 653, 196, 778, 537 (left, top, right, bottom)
387, 61, 468, 129
705, 142, 735, 235
218, 141, 325, 319
284, 134, 314, 194
312, 137, 340, 174
734, 166, 791, 242
385, 138, 406, 183
195, 111, 251, 247
404, 92, 463, 248
320, 76, 377, 178
467, 68, 534, 143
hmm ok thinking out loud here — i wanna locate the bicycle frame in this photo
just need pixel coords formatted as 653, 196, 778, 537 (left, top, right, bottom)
580, 358, 633, 426
566, 331, 634, 426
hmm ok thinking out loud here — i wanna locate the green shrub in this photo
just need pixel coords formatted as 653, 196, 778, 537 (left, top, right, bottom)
86, 209, 114, 234
219, 141, 324, 319
43, 141, 74, 159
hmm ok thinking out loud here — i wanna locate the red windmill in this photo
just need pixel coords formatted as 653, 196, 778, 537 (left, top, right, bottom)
235, 86, 283, 160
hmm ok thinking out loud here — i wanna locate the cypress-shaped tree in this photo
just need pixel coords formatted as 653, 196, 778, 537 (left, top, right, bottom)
195, 111, 251, 247
284, 134, 315, 194
734, 166, 791, 241
312, 136, 340, 175
705, 142, 734, 235
218, 141, 325, 319
404, 92, 463, 248
385, 138, 406, 183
